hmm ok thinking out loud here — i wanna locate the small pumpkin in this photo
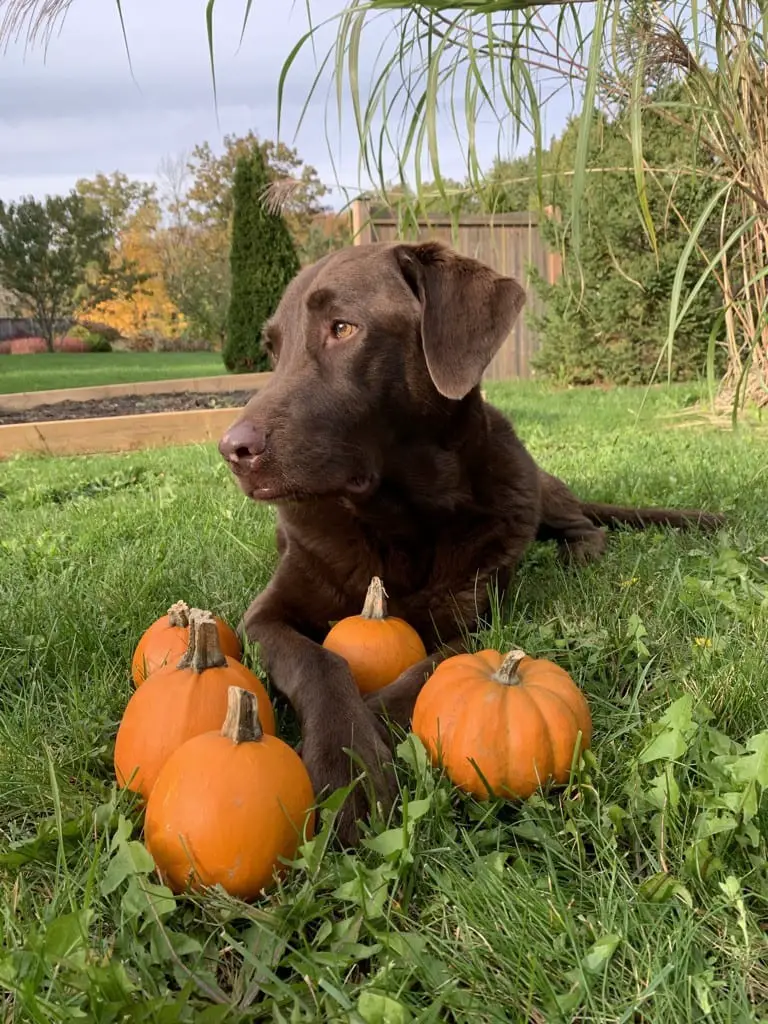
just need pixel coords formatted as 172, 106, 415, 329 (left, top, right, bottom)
412, 648, 592, 800
322, 576, 427, 694
145, 685, 315, 900
131, 600, 242, 686
116, 608, 275, 800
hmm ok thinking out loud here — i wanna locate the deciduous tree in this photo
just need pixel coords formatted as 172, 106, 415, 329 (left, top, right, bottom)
0, 192, 115, 351
84, 203, 187, 346
75, 171, 159, 239
184, 130, 329, 253
156, 132, 342, 347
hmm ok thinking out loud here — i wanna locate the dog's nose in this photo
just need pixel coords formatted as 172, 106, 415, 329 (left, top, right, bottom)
218, 420, 267, 463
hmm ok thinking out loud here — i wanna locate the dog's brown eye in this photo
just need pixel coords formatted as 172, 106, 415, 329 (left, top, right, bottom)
331, 320, 356, 341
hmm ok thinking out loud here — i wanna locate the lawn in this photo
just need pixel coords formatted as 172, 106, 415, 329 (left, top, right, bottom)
0, 382, 766, 1022
0, 352, 228, 394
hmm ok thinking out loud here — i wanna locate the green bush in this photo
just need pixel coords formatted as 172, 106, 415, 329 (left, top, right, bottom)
85, 335, 112, 353
67, 323, 88, 340
482, 89, 730, 386
72, 320, 122, 344
529, 186, 727, 386
68, 323, 113, 352
223, 149, 301, 373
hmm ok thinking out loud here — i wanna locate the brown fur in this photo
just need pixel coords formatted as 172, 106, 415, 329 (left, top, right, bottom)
218, 240, 724, 844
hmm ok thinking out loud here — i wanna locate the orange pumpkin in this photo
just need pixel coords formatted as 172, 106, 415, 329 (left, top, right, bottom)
322, 576, 427, 694
131, 600, 242, 686
115, 608, 275, 800
412, 648, 592, 800
145, 685, 315, 900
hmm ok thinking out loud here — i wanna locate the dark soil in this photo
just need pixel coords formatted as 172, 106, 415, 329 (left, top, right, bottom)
0, 390, 255, 426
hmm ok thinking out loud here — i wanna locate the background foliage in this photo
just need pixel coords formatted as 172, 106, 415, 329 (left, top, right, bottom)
524, 88, 730, 386
224, 150, 301, 373
1, 134, 351, 355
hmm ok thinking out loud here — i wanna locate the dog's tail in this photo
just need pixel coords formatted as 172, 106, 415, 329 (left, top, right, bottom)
580, 501, 725, 532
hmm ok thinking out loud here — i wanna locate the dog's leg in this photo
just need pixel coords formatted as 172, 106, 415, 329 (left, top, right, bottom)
240, 567, 397, 846
536, 470, 608, 566
364, 635, 466, 728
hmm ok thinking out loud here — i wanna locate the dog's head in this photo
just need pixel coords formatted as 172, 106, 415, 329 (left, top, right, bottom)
218, 240, 526, 504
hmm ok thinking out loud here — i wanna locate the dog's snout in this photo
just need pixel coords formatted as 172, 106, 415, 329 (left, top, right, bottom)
218, 420, 268, 463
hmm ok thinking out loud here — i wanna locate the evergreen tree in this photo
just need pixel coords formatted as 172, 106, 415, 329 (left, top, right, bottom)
224, 149, 300, 372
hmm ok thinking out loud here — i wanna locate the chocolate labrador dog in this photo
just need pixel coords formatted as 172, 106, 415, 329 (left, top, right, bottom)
218, 240, 722, 842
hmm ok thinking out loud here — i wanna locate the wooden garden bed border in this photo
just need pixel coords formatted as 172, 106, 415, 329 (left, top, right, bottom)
0, 371, 272, 412
0, 406, 246, 460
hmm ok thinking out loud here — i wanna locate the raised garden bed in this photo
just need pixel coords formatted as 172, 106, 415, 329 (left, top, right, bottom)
0, 373, 271, 459
0, 390, 255, 425
0, 371, 270, 411
0, 407, 245, 459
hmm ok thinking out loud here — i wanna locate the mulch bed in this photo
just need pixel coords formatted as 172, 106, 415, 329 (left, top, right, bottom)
0, 390, 255, 426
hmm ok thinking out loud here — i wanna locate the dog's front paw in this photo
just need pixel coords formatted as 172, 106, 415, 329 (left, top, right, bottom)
364, 649, 454, 728
301, 708, 397, 847
363, 667, 427, 729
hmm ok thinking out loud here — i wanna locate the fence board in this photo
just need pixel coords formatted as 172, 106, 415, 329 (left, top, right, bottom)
352, 203, 557, 381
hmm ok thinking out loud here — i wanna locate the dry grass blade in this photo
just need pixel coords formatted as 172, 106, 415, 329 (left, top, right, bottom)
645, 28, 700, 75
259, 179, 303, 216
0, 0, 72, 48
626, 15, 702, 76
610, 0, 768, 412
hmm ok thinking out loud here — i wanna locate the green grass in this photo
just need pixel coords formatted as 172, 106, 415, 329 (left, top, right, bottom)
0, 352, 228, 394
1, 382, 766, 1022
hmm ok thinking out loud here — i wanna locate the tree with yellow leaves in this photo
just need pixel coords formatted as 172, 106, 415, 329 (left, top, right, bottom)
82, 201, 187, 346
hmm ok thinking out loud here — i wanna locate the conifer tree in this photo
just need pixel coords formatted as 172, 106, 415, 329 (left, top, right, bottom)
224, 149, 300, 372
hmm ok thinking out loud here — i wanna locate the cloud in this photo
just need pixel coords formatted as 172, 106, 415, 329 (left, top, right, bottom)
0, 0, 373, 200
0, 0, 573, 204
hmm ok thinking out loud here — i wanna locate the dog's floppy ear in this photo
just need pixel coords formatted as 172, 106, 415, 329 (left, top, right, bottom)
394, 241, 526, 400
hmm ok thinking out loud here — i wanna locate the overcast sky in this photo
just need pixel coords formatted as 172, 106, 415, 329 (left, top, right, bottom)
0, 0, 577, 206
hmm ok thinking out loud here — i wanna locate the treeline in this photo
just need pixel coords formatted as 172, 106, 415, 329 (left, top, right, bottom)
1, 90, 728, 384
0, 131, 350, 361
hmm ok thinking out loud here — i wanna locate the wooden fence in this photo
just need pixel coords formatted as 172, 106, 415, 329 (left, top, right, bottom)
351, 202, 561, 381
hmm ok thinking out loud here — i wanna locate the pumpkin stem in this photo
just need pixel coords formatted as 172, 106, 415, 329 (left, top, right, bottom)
361, 576, 388, 620
221, 685, 263, 744
167, 600, 190, 629
176, 608, 228, 672
493, 649, 528, 685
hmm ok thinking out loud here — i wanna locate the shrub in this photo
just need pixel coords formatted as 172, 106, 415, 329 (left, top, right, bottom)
224, 149, 300, 373
74, 320, 122, 344
68, 323, 112, 351
86, 335, 112, 353
67, 323, 92, 341
480, 93, 730, 387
